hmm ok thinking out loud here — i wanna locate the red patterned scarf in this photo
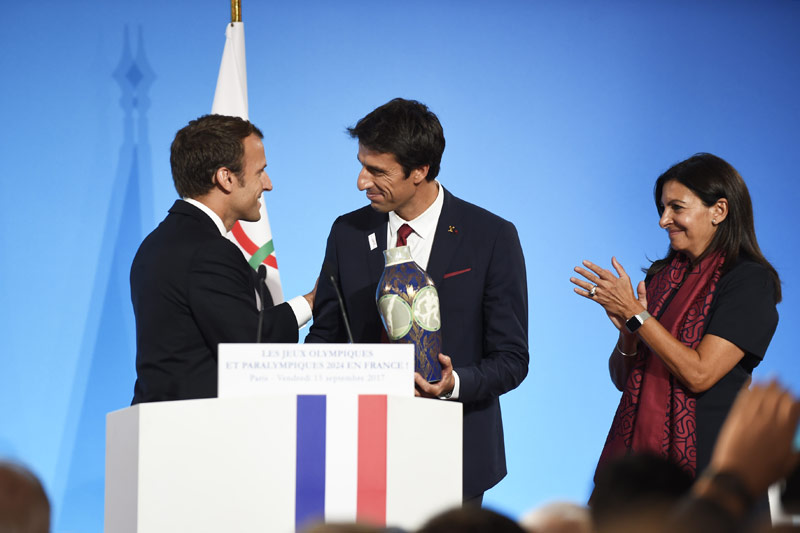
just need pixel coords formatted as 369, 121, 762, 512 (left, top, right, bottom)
596, 250, 725, 478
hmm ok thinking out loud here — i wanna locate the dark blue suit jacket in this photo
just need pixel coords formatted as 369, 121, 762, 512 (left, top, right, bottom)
130, 200, 298, 404
306, 188, 529, 498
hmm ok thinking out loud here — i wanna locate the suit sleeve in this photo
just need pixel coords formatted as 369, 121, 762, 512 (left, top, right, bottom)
456, 220, 529, 403
189, 238, 298, 348
305, 218, 348, 343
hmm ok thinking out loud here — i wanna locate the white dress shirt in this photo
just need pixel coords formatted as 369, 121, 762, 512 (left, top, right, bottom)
386, 181, 444, 269
385, 183, 460, 399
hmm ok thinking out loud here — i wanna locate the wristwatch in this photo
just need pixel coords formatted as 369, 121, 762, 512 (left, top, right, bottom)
625, 310, 652, 333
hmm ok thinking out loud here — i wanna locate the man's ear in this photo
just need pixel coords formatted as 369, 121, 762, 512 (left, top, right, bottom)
214, 167, 235, 193
712, 198, 729, 226
409, 165, 430, 185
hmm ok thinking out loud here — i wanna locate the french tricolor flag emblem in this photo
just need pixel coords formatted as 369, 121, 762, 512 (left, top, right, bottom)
294, 394, 461, 531
296, 395, 388, 529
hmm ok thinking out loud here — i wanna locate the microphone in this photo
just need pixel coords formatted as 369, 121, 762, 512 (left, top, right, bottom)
256, 265, 268, 343
322, 262, 354, 344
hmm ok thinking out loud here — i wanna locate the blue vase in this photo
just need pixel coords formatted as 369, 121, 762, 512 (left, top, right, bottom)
376, 245, 443, 383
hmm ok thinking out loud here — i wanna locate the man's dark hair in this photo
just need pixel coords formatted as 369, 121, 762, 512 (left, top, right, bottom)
0, 460, 50, 533
347, 98, 445, 181
416, 506, 525, 533
590, 453, 693, 531
170, 114, 263, 199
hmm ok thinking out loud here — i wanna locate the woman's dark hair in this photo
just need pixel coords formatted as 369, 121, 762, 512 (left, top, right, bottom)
648, 153, 781, 302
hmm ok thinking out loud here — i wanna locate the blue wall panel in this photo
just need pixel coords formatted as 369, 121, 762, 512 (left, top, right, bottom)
1, 1, 798, 530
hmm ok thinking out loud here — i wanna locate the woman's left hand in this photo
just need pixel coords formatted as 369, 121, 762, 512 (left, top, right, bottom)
571, 257, 645, 329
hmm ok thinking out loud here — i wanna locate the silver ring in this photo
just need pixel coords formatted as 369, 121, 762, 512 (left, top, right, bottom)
589, 285, 597, 297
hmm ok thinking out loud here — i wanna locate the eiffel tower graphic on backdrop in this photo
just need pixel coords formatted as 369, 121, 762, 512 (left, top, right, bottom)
54, 25, 154, 531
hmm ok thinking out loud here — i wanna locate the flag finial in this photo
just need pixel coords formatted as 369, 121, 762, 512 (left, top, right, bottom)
231, 0, 241, 23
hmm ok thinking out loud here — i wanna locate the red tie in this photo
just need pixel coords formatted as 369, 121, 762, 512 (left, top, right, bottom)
396, 223, 413, 247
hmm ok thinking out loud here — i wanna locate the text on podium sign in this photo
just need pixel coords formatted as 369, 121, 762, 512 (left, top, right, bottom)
218, 343, 415, 397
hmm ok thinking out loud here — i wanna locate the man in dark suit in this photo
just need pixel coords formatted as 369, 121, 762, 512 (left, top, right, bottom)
306, 99, 529, 503
131, 115, 314, 404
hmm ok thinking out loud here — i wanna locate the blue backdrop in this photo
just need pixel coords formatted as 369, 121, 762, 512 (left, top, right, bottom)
1, 1, 799, 531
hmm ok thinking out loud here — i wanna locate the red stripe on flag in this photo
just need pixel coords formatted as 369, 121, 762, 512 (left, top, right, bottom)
357, 395, 387, 525
231, 221, 278, 269
231, 221, 258, 254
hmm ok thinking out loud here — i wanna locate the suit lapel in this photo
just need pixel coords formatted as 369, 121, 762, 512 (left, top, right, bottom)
427, 188, 462, 286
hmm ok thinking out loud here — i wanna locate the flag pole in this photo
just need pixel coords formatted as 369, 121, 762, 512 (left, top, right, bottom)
231, 0, 241, 23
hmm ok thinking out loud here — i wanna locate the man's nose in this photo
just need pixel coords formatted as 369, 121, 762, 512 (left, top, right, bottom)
262, 171, 273, 192
357, 168, 372, 191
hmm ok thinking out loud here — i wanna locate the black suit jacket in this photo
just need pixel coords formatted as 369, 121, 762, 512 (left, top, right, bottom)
130, 200, 298, 404
306, 188, 529, 498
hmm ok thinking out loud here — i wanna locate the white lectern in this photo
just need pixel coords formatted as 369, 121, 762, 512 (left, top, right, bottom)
105, 394, 462, 532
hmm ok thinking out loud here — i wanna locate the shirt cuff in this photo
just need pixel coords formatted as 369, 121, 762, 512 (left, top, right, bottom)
287, 295, 312, 329
440, 370, 460, 400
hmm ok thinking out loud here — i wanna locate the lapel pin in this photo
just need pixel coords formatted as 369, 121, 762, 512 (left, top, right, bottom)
448, 225, 458, 234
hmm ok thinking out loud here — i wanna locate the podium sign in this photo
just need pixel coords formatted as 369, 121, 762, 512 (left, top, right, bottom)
218, 343, 414, 397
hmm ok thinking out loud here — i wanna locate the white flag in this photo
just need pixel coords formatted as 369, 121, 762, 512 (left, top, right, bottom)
212, 21, 284, 304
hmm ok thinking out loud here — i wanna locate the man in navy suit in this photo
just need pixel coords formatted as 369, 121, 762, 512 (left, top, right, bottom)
131, 115, 314, 404
306, 98, 529, 503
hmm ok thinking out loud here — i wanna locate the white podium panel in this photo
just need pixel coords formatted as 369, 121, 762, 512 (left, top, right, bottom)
105, 395, 462, 533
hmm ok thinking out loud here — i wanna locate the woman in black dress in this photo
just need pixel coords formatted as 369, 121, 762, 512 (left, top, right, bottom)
570, 153, 781, 478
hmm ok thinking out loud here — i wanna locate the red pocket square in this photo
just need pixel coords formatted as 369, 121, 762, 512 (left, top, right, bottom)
443, 268, 471, 279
